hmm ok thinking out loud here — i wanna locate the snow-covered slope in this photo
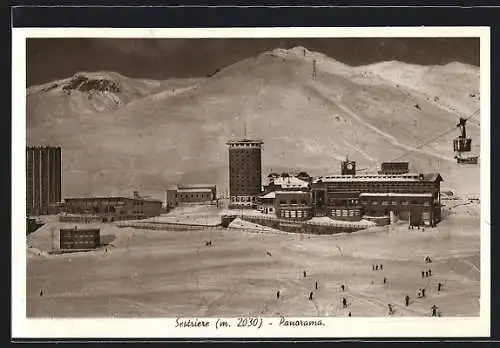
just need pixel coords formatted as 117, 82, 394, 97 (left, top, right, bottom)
27, 71, 205, 127
26, 47, 481, 198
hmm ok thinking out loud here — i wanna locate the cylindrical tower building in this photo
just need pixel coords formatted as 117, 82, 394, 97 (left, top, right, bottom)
26, 146, 62, 215
226, 139, 263, 209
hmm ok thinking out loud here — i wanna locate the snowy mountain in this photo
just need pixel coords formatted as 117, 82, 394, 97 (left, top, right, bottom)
26, 47, 481, 199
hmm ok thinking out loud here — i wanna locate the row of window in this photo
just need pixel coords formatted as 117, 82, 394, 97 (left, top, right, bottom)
231, 180, 261, 184
231, 186, 260, 190
331, 209, 360, 217
62, 235, 98, 240
230, 174, 261, 177
231, 179, 261, 182
66, 201, 127, 207
229, 143, 262, 148
62, 240, 97, 246
325, 183, 435, 191
175, 193, 211, 199
327, 199, 359, 205
279, 200, 309, 205
120, 210, 144, 214
280, 210, 310, 218
231, 196, 256, 202
230, 158, 260, 162
361, 200, 431, 206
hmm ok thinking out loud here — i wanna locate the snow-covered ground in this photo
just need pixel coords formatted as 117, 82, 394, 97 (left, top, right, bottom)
26, 200, 480, 317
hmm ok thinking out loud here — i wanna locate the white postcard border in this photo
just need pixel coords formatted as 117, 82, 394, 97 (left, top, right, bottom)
12, 26, 491, 338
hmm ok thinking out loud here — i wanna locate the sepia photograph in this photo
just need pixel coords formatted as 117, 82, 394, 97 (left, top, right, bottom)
13, 27, 490, 338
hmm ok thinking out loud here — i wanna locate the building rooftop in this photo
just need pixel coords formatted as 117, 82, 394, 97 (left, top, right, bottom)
226, 139, 264, 146
64, 195, 162, 203
259, 192, 276, 199
313, 173, 443, 183
381, 161, 410, 165
26, 145, 62, 149
177, 188, 213, 193
269, 176, 310, 189
177, 184, 216, 189
359, 192, 433, 198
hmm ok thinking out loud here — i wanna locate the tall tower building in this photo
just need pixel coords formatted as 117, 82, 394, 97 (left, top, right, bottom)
26, 146, 62, 215
226, 139, 264, 209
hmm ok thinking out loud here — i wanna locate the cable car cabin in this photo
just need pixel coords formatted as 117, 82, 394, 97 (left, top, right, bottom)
453, 137, 472, 152
455, 155, 479, 165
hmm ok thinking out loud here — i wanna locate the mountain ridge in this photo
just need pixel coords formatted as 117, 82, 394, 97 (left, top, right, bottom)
26, 47, 481, 199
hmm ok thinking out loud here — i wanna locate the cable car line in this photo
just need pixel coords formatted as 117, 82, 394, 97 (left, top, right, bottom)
356, 108, 480, 173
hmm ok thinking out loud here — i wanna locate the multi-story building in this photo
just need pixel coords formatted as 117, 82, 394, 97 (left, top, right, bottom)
259, 158, 442, 226
312, 173, 443, 226
26, 146, 62, 215
62, 191, 162, 222
226, 139, 263, 209
165, 184, 217, 209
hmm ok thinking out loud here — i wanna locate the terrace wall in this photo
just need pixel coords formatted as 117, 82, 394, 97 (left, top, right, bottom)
238, 215, 369, 235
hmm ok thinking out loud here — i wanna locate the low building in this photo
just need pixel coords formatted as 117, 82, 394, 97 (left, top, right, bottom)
275, 191, 312, 221
60, 227, 100, 250
62, 191, 162, 222
165, 184, 217, 209
258, 191, 276, 215
359, 192, 436, 225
